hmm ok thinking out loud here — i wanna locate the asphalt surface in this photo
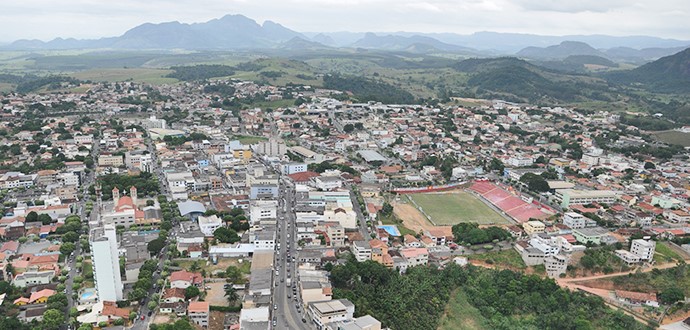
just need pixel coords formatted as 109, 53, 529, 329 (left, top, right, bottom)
273, 177, 312, 330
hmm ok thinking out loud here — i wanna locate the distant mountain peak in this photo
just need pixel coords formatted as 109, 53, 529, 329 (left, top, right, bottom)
516, 40, 606, 60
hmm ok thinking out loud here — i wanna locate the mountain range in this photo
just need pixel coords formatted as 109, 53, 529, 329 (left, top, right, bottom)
5, 14, 689, 63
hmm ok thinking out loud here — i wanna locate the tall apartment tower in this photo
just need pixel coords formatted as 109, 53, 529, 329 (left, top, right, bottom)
90, 225, 123, 302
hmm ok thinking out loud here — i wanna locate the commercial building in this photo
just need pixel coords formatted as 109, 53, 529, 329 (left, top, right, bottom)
573, 227, 609, 245
197, 214, 222, 236
523, 221, 546, 236
563, 212, 586, 229
90, 225, 123, 302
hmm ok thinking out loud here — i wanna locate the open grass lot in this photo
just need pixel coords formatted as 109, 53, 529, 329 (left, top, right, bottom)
409, 191, 509, 225
437, 290, 489, 330
176, 258, 251, 278
653, 130, 690, 147
467, 249, 527, 270
231, 134, 268, 145
71, 68, 178, 84
654, 241, 685, 263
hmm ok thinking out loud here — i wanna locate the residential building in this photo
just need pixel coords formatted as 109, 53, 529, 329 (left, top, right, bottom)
249, 200, 278, 225
308, 299, 355, 330
523, 221, 546, 236
197, 214, 222, 236
98, 153, 124, 167
351, 241, 372, 262
170, 270, 203, 289
630, 239, 655, 260
282, 163, 308, 175
90, 225, 124, 301
572, 227, 609, 245
563, 212, 586, 229
188, 301, 210, 327
400, 247, 429, 267
615, 250, 641, 265
544, 254, 568, 278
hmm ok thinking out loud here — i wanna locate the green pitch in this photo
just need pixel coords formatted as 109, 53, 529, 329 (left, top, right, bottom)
408, 191, 509, 225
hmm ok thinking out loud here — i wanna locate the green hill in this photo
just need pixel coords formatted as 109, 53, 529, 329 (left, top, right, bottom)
607, 47, 690, 93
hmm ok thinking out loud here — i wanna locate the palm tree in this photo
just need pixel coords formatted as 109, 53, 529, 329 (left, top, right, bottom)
224, 286, 239, 305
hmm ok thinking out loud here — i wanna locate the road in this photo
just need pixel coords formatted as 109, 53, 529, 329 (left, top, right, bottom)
64, 139, 100, 328
348, 188, 371, 242
272, 177, 312, 330
129, 137, 176, 330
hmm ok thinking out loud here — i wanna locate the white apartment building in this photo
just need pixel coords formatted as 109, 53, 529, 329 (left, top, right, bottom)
90, 225, 124, 302
282, 162, 308, 175
249, 200, 278, 225
563, 212, 586, 229
631, 239, 655, 260
352, 241, 372, 262
308, 299, 355, 330
545, 254, 569, 278
197, 215, 223, 237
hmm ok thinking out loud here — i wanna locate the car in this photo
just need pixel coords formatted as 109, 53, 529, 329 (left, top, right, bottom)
272, 320, 277, 327
287, 293, 291, 298
148, 311, 152, 317
275, 282, 278, 287
280, 278, 284, 282
274, 304, 278, 310
140, 315, 145, 320
302, 318, 307, 323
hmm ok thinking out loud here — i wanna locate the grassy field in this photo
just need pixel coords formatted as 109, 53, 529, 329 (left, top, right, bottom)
231, 134, 268, 145
653, 130, 690, 147
437, 290, 489, 330
654, 241, 685, 263
409, 191, 509, 225
467, 249, 527, 270
379, 213, 417, 237
71, 68, 178, 84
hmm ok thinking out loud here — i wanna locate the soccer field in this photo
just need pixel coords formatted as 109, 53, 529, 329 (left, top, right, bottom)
408, 191, 509, 225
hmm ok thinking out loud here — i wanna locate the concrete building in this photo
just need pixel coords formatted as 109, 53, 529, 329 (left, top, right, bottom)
282, 163, 308, 175
573, 227, 609, 245
249, 200, 278, 225
555, 189, 617, 209
188, 301, 209, 327
563, 212, 586, 229
197, 214, 222, 237
352, 241, 372, 262
90, 225, 123, 302
630, 239, 655, 260
544, 254, 569, 278
308, 299, 355, 330
97, 153, 124, 167
523, 221, 546, 236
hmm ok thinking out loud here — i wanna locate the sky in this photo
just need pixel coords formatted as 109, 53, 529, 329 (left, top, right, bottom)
1, 0, 689, 42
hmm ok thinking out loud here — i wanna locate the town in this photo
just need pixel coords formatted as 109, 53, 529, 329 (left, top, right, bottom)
0, 75, 689, 330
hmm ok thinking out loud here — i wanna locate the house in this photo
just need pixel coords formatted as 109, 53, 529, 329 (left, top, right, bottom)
311, 176, 343, 191
329, 315, 382, 330
563, 212, 586, 229
664, 209, 690, 223
615, 290, 659, 307
169, 270, 203, 289
12, 269, 55, 287
404, 234, 421, 248
18, 306, 47, 323
400, 247, 429, 267
188, 301, 210, 327
162, 287, 186, 303
160, 301, 186, 316
77, 300, 129, 326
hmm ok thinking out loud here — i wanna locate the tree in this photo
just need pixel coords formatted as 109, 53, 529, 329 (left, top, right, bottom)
214, 227, 240, 244
644, 161, 656, 170
38, 213, 53, 225
59, 243, 76, 256
380, 202, 393, 217
343, 123, 355, 133
659, 287, 684, 305
26, 211, 38, 223
225, 266, 243, 283
147, 300, 158, 310
42, 309, 65, 330
62, 231, 79, 243
185, 286, 200, 299
147, 238, 166, 255
225, 286, 239, 304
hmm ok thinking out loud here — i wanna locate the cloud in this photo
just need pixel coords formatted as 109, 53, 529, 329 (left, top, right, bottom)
0, 0, 688, 41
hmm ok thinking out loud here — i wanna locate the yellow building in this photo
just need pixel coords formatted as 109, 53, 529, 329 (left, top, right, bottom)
523, 221, 546, 236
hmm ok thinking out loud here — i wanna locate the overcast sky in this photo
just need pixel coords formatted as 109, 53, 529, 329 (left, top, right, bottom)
1, 0, 689, 42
